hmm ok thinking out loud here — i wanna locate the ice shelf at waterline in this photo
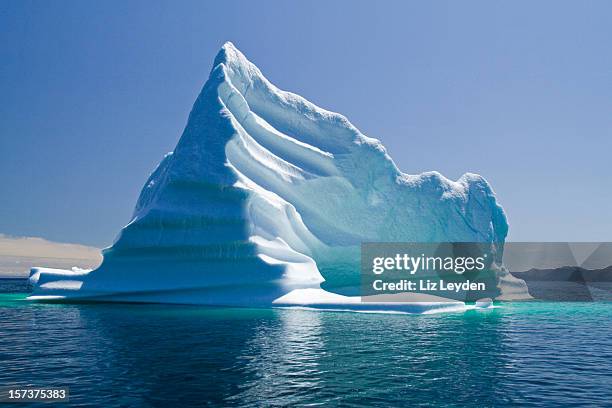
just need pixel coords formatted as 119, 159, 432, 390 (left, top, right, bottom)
28, 42, 529, 310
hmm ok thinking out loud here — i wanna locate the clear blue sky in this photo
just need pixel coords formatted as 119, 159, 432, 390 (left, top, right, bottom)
1, 0, 611, 247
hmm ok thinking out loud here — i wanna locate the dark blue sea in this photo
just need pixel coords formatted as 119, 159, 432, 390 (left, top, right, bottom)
0, 279, 610, 407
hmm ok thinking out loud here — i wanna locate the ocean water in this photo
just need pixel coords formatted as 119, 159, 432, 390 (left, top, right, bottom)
0, 280, 610, 407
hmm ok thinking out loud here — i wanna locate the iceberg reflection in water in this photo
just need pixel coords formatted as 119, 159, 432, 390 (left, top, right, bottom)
227, 309, 325, 405
2, 287, 610, 407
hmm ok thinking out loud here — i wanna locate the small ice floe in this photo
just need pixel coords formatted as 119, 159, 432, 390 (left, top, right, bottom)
475, 298, 493, 308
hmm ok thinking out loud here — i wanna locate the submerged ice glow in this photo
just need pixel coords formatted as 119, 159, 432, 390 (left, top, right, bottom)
28, 42, 528, 309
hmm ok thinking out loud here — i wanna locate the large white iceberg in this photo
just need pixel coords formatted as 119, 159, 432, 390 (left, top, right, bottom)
29, 42, 528, 310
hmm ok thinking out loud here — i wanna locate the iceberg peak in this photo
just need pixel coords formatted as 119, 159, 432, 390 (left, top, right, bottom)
212, 41, 262, 87
213, 41, 243, 66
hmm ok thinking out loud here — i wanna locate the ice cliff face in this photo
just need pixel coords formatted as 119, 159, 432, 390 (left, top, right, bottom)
29, 42, 528, 305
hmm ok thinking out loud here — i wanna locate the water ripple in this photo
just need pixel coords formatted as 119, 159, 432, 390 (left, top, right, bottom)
0, 288, 610, 407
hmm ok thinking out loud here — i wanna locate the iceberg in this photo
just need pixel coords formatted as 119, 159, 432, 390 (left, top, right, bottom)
29, 42, 528, 310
